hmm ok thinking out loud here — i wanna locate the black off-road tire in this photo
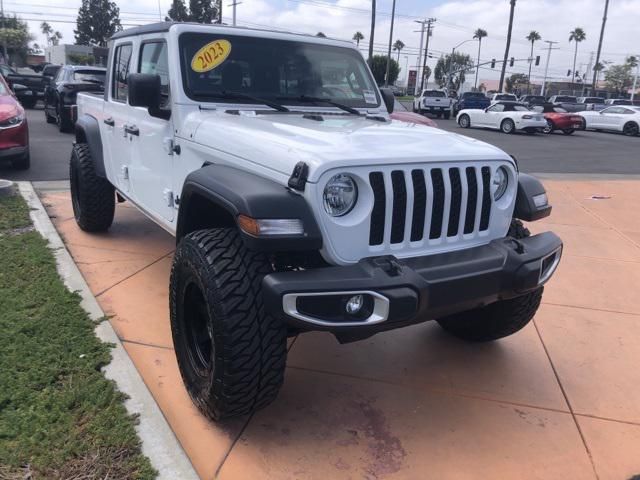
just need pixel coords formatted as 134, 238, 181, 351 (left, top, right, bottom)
69, 143, 115, 232
11, 152, 30, 170
170, 228, 287, 421
436, 219, 543, 342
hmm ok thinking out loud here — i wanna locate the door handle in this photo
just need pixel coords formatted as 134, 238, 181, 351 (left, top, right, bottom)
124, 124, 139, 136
103, 117, 115, 126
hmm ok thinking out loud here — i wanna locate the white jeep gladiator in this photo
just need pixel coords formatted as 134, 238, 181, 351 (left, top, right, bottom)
72, 22, 562, 421
412, 89, 453, 119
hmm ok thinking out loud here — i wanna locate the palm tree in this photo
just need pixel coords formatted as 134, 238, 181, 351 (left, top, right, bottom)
569, 27, 586, 85
473, 28, 487, 89
525, 30, 541, 93
498, 0, 517, 92
368, 0, 376, 63
353, 31, 364, 48
393, 39, 405, 63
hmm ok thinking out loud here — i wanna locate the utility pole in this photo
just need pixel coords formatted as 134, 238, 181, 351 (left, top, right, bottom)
384, 0, 396, 87
498, 0, 517, 92
228, 0, 242, 26
541, 40, 558, 97
368, 0, 376, 63
0, 0, 7, 65
419, 18, 436, 93
592, 0, 609, 90
414, 20, 427, 96
632, 58, 639, 102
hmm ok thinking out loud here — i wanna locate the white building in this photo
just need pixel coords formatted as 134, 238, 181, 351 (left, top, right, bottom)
44, 44, 108, 66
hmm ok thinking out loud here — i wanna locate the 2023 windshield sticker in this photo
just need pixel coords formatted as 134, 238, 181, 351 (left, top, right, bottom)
190, 39, 232, 73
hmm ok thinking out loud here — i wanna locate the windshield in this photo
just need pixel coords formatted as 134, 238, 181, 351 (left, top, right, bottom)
179, 33, 380, 108
462, 92, 485, 98
73, 70, 105, 83
583, 97, 604, 103
612, 100, 632, 105
495, 94, 516, 100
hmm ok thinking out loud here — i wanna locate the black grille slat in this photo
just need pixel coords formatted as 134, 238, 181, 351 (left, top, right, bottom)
464, 167, 478, 234
410, 170, 427, 241
369, 172, 386, 245
480, 167, 492, 230
447, 169, 462, 237
390, 171, 407, 244
429, 169, 445, 239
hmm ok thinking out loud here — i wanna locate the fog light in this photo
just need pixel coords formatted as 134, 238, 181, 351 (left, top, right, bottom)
345, 294, 364, 315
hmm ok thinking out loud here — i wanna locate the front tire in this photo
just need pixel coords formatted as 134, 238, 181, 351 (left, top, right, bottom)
70, 143, 115, 232
458, 114, 471, 128
500, 118, 515, 134
623, 121, 639, 136
170, 228, 287, 421
436, 220, 543, 342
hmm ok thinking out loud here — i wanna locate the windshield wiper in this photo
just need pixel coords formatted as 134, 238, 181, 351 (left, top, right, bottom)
200, 90, 290, 112
277, 95, 362, 116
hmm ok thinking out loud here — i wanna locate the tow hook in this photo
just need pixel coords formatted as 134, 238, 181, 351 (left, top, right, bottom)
510, 239, 526, 254
372, 256, 403, 276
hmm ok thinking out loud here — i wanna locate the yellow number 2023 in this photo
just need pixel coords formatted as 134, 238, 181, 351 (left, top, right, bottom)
190, 39, 232, 73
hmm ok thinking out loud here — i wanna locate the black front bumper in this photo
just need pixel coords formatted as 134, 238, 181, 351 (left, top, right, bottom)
263, 232, 562, 339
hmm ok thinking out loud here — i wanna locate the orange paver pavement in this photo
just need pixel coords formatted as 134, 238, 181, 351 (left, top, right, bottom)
41, 179, 640, 480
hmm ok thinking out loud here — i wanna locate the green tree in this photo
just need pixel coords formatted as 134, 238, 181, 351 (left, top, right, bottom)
0, 14, 34, 63
74, 0, 122, 47
369, 55, 399, 85
505, 73, 528, 93
166, 0, 190, 21
40, 22, 62, 46
499, 0, 517, 91
392, 39, 405, 63
353, 31, 364, 47
189, 0, 219, 23
604, 59, 635, 95
525, 30, 541, 93
434, 52, 473, 90
569, 27, 586, 83
473, 28, 488, 89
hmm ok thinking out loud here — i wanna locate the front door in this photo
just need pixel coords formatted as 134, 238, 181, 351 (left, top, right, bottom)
128, 40, 175, 223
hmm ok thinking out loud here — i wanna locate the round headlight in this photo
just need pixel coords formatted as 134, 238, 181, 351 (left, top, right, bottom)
323, 174, 358, 217
493, 166, 509, 201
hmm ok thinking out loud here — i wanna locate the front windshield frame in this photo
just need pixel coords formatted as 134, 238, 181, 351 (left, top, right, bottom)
178, 32, 381, 109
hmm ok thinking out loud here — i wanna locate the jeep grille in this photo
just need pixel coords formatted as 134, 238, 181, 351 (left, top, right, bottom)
368, 166, 492, 246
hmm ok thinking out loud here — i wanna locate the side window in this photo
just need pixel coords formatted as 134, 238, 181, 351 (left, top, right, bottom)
488, 104, 504, 112
139, 41, 170, 108
621, 108, 634, 115
112, 44, 133, 102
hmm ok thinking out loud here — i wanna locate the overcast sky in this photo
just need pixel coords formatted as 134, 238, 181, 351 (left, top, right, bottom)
11, 0, 639, 85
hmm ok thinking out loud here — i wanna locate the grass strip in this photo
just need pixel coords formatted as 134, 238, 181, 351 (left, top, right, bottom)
0, 194, 156, 479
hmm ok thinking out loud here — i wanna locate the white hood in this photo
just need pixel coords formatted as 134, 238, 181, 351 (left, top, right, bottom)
187, 110, 513, 183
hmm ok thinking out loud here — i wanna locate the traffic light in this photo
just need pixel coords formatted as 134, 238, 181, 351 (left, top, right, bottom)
509, 57, 514, 67
535, 55, 540, 66
567, 69, 572, 76
491, 58, 496, 68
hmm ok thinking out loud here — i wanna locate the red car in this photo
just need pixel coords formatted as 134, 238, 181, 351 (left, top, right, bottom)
0, 74, 29, 169
391, 99, 438, 127
533, 104, 584, 135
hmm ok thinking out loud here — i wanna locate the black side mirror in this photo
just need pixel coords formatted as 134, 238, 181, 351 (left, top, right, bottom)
379, 88, 394, 114
128, 73, 170, 119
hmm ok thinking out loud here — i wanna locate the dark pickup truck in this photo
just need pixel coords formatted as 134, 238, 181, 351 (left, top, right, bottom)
2, 64, 60, 108
452, 91, 490, 115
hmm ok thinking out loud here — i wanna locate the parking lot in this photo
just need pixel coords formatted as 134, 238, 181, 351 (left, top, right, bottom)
1, 106, 638, 183
6, 101, 637, 479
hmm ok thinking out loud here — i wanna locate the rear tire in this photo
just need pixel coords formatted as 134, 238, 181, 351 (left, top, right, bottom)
436, 220, 543, 342
458, 114, 470, 128
170, 228, 287, 421
69, 143, 115, 232
500, 118, 515, 134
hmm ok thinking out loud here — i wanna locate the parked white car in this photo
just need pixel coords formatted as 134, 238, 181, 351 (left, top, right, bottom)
490, 93, 517, 103
456, 101, 547, 134
578, 106, 640, 136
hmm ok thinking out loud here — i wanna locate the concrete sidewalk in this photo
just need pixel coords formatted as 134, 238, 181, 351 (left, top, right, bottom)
40, 180, 640, 480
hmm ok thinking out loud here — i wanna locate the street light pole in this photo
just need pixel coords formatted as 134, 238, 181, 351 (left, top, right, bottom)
228, 0, 242, 26
632, 60, 639, 102
448, 39, 476, 92
541, 40, 558, 97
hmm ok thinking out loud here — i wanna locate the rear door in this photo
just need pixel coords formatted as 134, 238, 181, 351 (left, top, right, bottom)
128, 40, 175, 222
104, 41, 135, 194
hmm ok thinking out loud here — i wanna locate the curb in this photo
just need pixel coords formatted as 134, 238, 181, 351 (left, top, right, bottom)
17, 182, 199, 480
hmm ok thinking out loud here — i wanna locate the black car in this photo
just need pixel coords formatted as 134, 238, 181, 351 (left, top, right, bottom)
2, 64, 60, 108
44, 65, 106, 132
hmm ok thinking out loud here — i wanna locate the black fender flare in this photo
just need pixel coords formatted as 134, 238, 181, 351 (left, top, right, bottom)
74, 114, 106, 178
177, 164, 323, 252
514, 174, 552, 221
